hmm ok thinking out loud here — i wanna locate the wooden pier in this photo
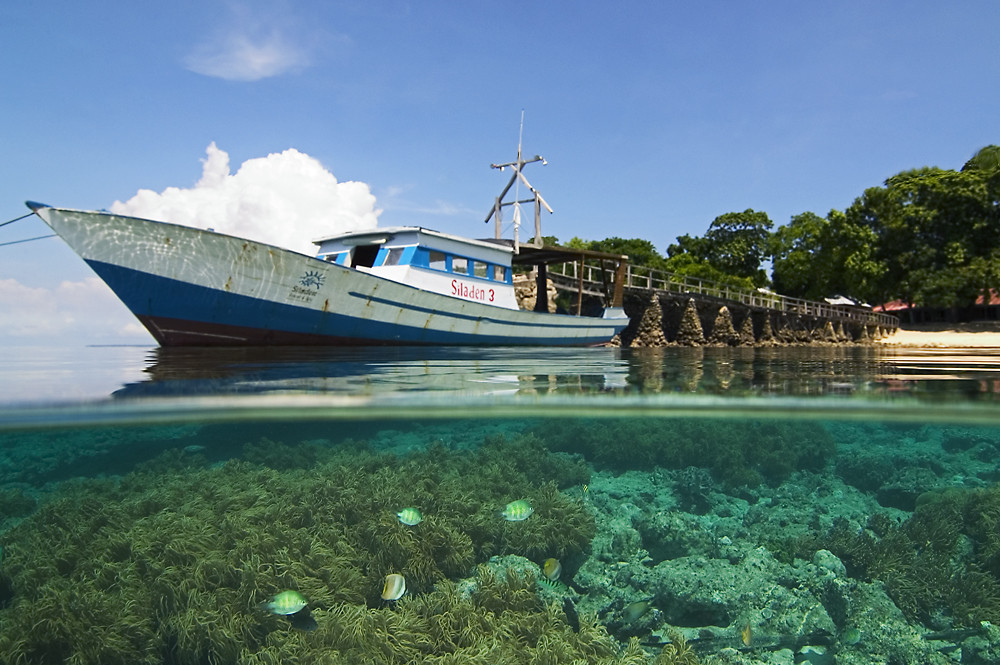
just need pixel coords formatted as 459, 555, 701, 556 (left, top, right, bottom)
482, 138, 897, 347
532, 256, 899, 346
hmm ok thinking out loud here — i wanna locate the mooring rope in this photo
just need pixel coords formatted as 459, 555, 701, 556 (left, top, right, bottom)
0, 212, 33, 228
0, 234, 57, 247
0, 210, 56, 247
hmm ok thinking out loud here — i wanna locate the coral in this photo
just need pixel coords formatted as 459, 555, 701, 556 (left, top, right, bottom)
779, 483, 1000, 628
0, 431, 601, 664
531, 418, 836, 490
653, 630, 700, 665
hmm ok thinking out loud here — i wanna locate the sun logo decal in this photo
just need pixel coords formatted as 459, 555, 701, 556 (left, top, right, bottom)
299, 270, 325, 289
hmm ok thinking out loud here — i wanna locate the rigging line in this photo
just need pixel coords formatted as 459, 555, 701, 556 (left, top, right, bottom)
0, 234, 57, 248
0, 212, 34, 228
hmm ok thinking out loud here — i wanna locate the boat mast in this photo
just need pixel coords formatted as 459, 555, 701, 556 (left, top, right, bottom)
485, 113, 553, 253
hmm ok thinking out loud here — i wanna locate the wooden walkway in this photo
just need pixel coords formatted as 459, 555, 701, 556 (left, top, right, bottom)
545, 260, 899, 331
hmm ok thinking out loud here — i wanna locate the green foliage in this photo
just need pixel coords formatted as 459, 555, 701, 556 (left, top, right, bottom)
962, 145, 1000, 173
769, 210, 885, 301
661, 252, 755, 290
701, 209, 774, 286
667, 215, 768, 289
0, 433, 600, 664
530, 418, 835, 490
567, 236, 670, 271
843, 156, 1000, 309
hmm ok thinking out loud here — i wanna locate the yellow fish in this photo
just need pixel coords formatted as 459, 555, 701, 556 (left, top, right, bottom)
741, 623, 753, 646
396, 507, 422, 526
542, 558, 562, 581
264, 590, 307, 615
381, 573, 406, 601
501, 499, 533, 521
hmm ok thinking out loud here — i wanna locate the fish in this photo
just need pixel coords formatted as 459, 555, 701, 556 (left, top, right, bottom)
841, 627, 862, 645
501, 499, 534, 521
741, 623, 753, 646
287, 609, 318, 631
264, 590, 308, 615
622, 599, 652, 622
381, 573, 406, 601
562, 597, 580, 633
542, 557, 562, 581
396, 507, 423, 526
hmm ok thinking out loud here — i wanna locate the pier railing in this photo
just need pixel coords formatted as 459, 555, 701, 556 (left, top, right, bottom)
546, 260, 898, 329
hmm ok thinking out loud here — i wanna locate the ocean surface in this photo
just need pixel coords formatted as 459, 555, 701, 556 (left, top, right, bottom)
2, 344, 1000, 664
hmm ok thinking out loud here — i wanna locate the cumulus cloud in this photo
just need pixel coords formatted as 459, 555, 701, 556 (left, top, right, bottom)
0, 277, 147, 342
111, 143, 380, 255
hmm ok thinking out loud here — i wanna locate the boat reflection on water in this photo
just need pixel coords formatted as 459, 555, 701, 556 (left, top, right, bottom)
112, 345, 1000, 401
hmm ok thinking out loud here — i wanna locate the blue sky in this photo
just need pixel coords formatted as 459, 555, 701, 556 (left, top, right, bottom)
2, 1, 999, 346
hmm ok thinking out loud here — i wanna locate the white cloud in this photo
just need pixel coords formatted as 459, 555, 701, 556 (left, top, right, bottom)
185, 30, 309, 81
183, 2, 318, 81
112, 143, 380, 255
0, 277, 148, 342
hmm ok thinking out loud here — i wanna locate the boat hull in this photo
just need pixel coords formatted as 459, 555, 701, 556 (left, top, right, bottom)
34, 207, 628, 347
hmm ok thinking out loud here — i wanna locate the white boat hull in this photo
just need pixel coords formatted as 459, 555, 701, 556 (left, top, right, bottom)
32, 206, 628, 347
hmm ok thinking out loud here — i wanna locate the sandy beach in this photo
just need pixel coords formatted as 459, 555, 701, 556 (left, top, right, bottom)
876, 321, 1000, 348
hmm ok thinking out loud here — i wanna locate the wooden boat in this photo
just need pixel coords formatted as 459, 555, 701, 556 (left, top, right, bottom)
26, 156, 628, 346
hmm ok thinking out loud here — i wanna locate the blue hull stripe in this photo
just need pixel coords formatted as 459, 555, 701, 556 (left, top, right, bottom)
88, 260, 618, 347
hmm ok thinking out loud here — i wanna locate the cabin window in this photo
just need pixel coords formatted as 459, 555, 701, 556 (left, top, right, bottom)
493, 265, 507, 282
384, 248, 406, 266
473, 261, 488, 278
452, 257, 468, 275
429, 251, 447, 271
324, 252, 342, 263
352, 245, 381, 268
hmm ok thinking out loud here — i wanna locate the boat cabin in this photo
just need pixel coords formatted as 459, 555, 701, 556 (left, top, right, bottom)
314, 227, 521, 309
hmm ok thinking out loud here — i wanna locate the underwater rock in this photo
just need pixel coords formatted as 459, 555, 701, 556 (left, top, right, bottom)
649, 547, 837, 639
812, 549, 847, 579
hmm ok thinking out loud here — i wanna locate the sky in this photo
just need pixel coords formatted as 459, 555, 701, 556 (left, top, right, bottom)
2, 0, 1000, 347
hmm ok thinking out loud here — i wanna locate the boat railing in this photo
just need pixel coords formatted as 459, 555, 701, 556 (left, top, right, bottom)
546, 260, 899, 329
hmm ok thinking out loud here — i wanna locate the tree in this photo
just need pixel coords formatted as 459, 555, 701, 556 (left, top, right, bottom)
566, 236, 668, 270
846, 162, 1000, 314
769, 211, 828, 299
769, 210, 885, 302
701, 209, 773, 286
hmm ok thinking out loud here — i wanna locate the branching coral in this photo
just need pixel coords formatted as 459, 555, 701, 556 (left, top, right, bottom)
777, 483, 1000, 628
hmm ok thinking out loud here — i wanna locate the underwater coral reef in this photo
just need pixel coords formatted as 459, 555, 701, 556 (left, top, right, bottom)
2, 418, 1000, 664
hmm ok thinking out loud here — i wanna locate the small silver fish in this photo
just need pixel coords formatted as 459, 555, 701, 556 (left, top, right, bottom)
264, 590, 308, 615
397, 507, 423, 526
501, 499, 534, 521
622, 599, 652, 622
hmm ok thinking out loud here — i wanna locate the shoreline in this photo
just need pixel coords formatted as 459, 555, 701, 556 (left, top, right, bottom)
876, 321, 1000, 348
